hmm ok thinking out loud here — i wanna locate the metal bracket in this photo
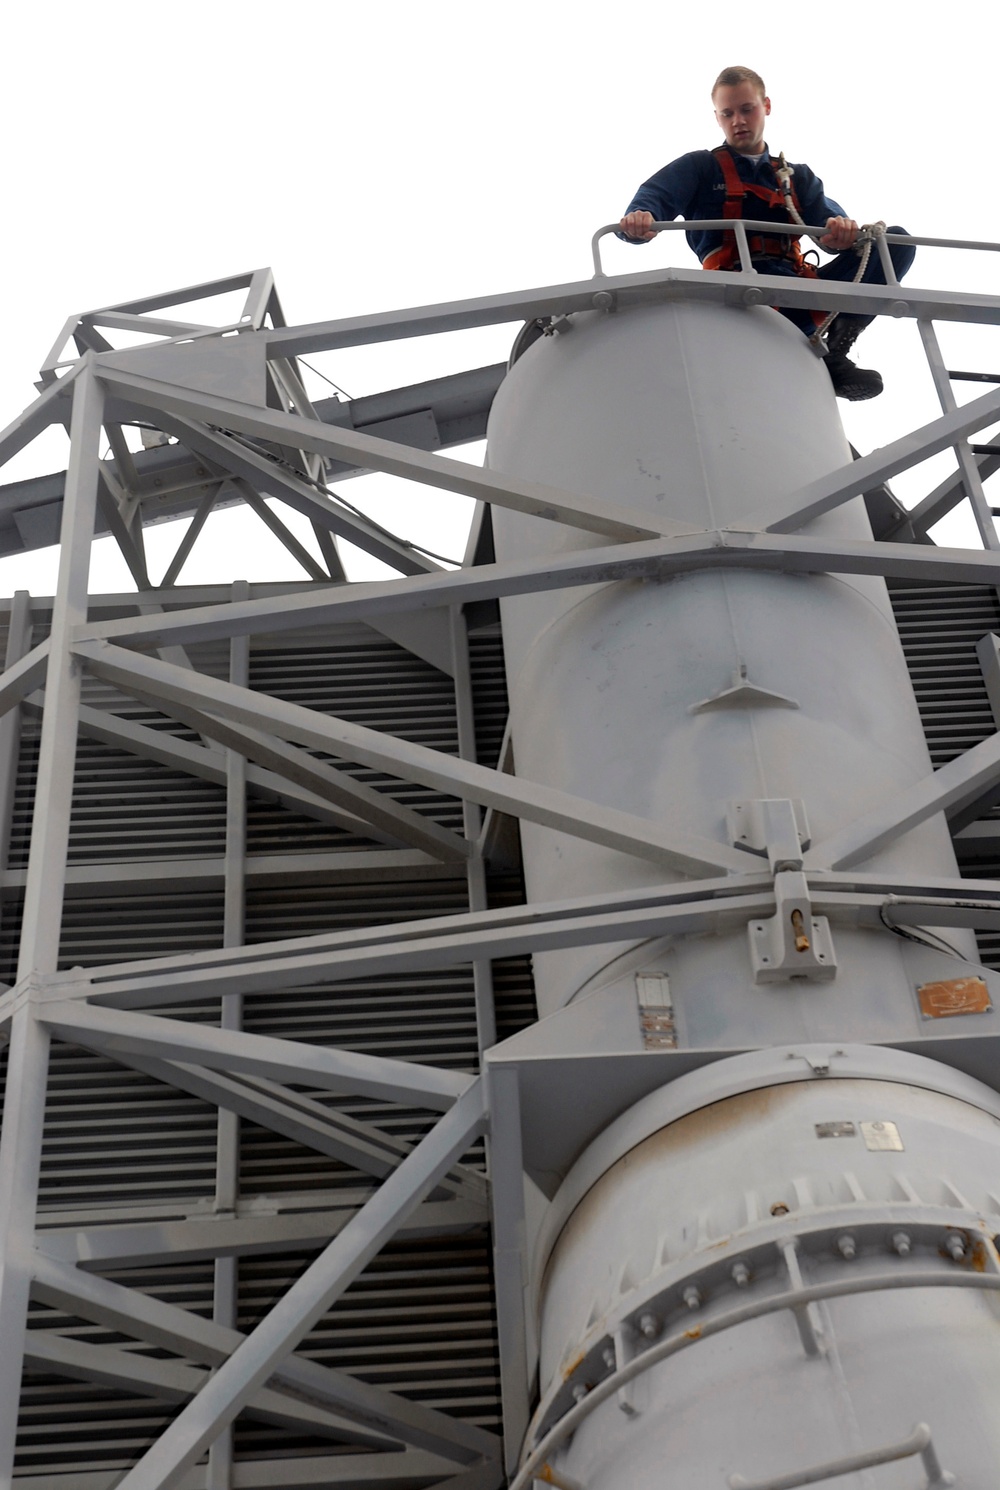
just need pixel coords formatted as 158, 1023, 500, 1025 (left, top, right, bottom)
749, 872, 837, 983
730, 799, 811, 860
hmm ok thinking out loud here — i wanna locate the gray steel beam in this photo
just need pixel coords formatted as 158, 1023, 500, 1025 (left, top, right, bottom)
10, 1452, 473, 1490
257, 265, 1000, 362
30, 1249, 500, 1467
450, 608, 496, 1054
0, 848, 448, 895
888, 452, 1000, 539
103, 1080, 491, 1490
0, 592, 31, 889
735, 383, 1000, 534
99, 682, 472, 863
23, 1331, 398, 1450
0, 364, 503, 561
36, 1194, 487, 1268
115, 1052, 487, 1202
152, 412, 443, 577
73, 528, 1000, 654
20, 869, 1000, 1024
37, 1000, 473, 1110
0, 367, 78, 470
32, 697, 394, 843
485, 1063, 531, 1475
0, 640, 49, 720
807, 727, 1000, 870
94, 366, 674, 543
72, 640, 746, 877
0, 368, 105, 1488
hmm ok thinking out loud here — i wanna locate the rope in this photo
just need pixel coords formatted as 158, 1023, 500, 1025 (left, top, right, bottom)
810, 223, 883, 346
774, 154, 885, 348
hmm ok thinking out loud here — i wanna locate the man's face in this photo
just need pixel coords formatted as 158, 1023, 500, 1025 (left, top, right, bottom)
713, 81, 771, 154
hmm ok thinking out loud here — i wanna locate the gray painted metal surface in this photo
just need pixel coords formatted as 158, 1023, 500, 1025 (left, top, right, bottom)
1, 239, 1000, 1487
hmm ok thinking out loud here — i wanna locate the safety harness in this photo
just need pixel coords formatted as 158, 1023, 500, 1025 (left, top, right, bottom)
701, 146, 817, 275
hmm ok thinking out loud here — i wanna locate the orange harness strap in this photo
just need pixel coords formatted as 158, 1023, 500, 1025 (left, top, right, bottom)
703, 146, 814, 275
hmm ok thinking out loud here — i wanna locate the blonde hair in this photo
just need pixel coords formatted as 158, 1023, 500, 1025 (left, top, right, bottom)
712, 66, 766, 98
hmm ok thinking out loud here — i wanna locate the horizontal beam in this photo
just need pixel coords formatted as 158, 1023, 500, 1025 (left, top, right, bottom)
7, 1452, 474, 1490
74, 640, 746, 878
30, 1249, 500, 1467
77, 527, 1000, 654
27, 867, 1000, 1018
36, 1194, 487, 1269
110, 1081, 490, 1490
257, 263, 1000, 361
60, 887, 777, 1010
95, 364, 674, 543
37, 1000, 472, 1110
1, 848, 450, 896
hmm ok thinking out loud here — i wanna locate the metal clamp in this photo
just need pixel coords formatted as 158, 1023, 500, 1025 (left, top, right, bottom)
728, 1421, 954, 1489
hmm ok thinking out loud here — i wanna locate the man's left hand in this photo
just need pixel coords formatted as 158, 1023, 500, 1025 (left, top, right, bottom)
819, 216, 859, 251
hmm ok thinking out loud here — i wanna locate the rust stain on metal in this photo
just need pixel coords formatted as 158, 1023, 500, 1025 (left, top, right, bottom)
969, 1237, 990, 1273
684, 1325, 702, 1340
917, 976, 992, 1019
562, 1349, 586, 1380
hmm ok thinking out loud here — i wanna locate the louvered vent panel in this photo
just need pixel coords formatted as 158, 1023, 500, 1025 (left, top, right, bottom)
4, 600, 528, 1482
886, 579, 1000, 971
886, 581, 1000, 765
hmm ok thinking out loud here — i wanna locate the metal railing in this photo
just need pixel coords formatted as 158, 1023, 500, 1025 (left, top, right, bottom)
728, 1422, 954, 1489
591, 217, 1000, 280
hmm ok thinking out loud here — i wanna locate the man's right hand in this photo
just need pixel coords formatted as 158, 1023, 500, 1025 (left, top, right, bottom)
619, 210, 657, 241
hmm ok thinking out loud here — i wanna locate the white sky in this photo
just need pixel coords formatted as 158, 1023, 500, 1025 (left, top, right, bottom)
1, 0, 998, 597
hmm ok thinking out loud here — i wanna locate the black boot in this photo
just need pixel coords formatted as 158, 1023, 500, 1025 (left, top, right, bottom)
824, 314, 883, 401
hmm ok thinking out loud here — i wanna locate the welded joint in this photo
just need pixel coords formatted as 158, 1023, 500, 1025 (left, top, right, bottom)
0, 973, 53, 1029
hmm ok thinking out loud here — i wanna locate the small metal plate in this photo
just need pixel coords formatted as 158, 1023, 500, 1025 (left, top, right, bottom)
860, 1120, 903, 1152
636, 972, 677, 1050
917, 976, 992, 1019
815, 1121, 856, 1139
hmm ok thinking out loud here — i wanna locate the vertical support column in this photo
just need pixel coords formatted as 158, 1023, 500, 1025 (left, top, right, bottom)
450, 607, 496, 1055
916, 318, 1000, 552
209, 580, 250, 1490
0, 368, 103, 1489
0, 592, 33, 947
485, 1063, 531, 1476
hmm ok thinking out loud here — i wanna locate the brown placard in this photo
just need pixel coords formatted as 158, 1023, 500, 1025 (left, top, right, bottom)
917, 976, 992, 1019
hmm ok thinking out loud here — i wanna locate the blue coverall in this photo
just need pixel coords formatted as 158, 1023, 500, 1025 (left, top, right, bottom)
620, 144, 914, 335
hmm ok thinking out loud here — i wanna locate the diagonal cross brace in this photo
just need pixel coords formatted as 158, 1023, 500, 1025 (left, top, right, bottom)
105, 1079, 491, 1490
808, 727, 1000, 870
107, 682, 471, 863
95, 363, 676, 542
29, 1248, 497, 1466
73, 639, 746, 877
38, 1000, 472, 1112
730, 382, 1000, 535
23, 1329, 399, 1451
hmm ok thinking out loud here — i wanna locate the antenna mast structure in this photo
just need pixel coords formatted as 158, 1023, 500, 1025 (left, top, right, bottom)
1, 235, 1000, 1488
